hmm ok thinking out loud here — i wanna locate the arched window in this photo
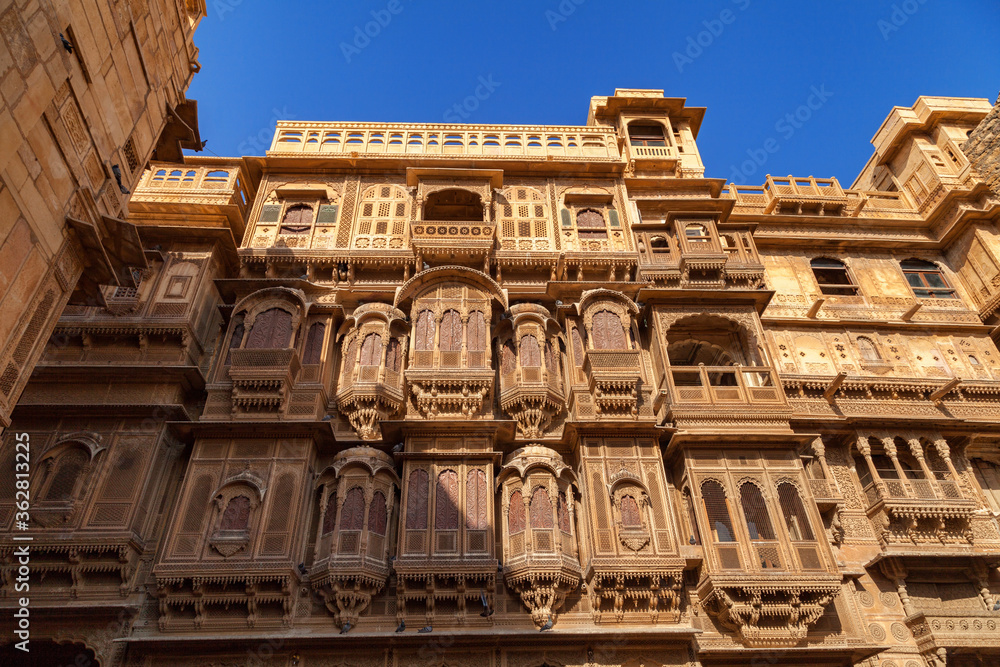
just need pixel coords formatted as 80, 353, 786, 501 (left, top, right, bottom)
508, 490, 525, 534
544, 340, 559, 374
385, 338, 402, 372
303, 322, 325, 365
857, 336, 881, 362
41, 448, 89, 502
557, 492, 571, 534
571, 327, 585, 365
279, 205, 313, 234
405, 469, 429, 530
322, 489, 338, 535
739, 482, 776, 540
467, 312, 487, 351
424, 189, 482, 221
901, 259, 956, 298
439, 310, 462, 352
465, 470, 488, 530
576, 209, 607, 240
368, 491, 388, 536
225, 314, 245, 364
519, 334, 541, 367
628, 123, 666, 147
776, 483, 814, 541
530, 487, 553, 529
246, 308, 293, 349
341, 337, 358, 379
810, 258, 859, 296
619, 494, 642, 528
341, 488, 366, 531
435, 470, 459, 530
359, 333, 382, 366
684, 222, 711, 244
701, 480, 735, 542
501, 340, 517, 375
219, 495, 251, 531
414, 310, 435, 351
591, 311, 627, 350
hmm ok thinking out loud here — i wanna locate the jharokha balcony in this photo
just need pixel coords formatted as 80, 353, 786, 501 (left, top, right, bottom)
728, 175, 923, 220
228, 348, 301, 413
852, 433, 989, 552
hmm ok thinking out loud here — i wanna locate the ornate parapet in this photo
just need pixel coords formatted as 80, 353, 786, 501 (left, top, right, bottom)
697, 574, 841, 647
393, 564, 497, 626
0, 539, 141, 600
154, 570, 297, 631
908, 610, 1000, 656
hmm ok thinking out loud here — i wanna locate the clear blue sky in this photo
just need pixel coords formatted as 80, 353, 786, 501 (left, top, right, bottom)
186, 0, 1000, 185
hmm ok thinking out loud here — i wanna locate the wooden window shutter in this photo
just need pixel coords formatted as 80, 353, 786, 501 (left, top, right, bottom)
369, 491, 388, 536
246, 308, 293, 349
303, 323, 325, 365
467, 312, 487, 351
465, 470, 488, 530
435, 470, 459, 530
405, 469, 429, 530
220, 495, 251, 531
322, 489, 338, 535
43, 448, 88, 501
592, 311, 626, 350
530, 487, 553, 529
571, 327, 585, 365
557, 493, 571, 534
225, 319, 244, 365
414, 310, 435, 351
508, 490, 525, 534
620, 494, 642, 528
439, 310, 462, 352
341, 488, 365, 531
519, 334, 541, 367
501, 340, 517, 375
385, 338, 401, 372
359, 333, 382, 366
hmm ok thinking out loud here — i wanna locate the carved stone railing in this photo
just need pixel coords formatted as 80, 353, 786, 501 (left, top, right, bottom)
134, 161, 251, 220
666, 365, 786, 407
409, 221, 496, 257
405, 367, 494, 420
269, 123, 619, 161
499, 365, 565, 439
228, 348, 300, 412
861, 479, 977, 548
584, 349, 642, 417
728, 178, 923, 221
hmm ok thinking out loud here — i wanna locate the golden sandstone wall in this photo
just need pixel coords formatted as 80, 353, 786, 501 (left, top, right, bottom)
3, 71, 1000, 667
0, 0, 205, 431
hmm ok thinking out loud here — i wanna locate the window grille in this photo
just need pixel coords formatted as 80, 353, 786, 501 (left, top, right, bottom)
739, 482, 776, 540
901, 259, 956, 298
591, 311, 627, 350
246, 308, 293, 349
341, 488, 365, 531
42, 448, 88, 501
530, 487, 553, 529
439, 311, 462, 352
220, 495, 251, 531
777, 483, 814, 541
359, 333, 382, 366
303, 323, 325, 365
405, 469, 428, 530
385, 338, 402, 372
620, 495, 642, 528
414, 310, 435, 351
435, 470, 459, 530
465, 470, 488, 529
810, 258, 859, 296
368, 491, 388, 536
519, 334, 541, 367
508, 490, 525, 534
701, 480, 736, 542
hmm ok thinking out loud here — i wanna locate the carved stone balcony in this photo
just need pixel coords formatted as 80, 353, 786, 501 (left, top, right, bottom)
860, 478, 979, 549
698, 574, 842, 648
336, 364, 406, 440
808, 477, 844, 512
405, 366, 495, 420
409, 220, 496, 260
907, 610, 1000, 656
0, 538, 141, 602
584, 349, 642, 417
228, 348, 300, 412
499, 365, 565, 439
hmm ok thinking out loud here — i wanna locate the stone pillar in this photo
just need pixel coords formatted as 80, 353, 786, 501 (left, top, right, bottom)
932, 438, 964, 495
880, 436, 911, 497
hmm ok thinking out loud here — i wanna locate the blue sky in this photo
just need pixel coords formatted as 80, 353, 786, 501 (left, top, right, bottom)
187, 0, 1000, 185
